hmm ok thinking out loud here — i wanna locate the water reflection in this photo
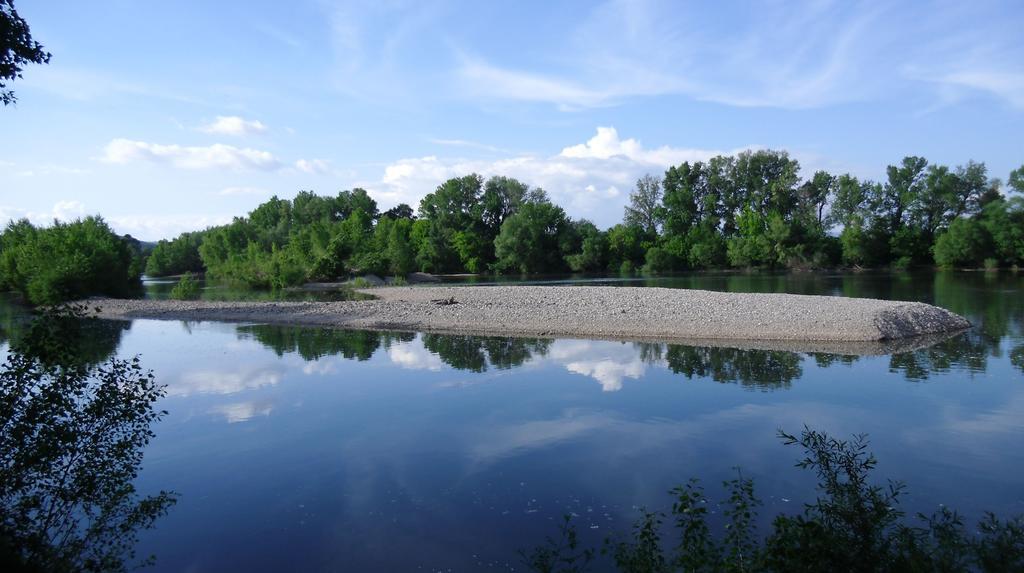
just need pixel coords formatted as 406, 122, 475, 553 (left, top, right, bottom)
0, 309, 174, 571
221, 326, 1010, 390
0, 302, 130, 369
236, 324, 414, 361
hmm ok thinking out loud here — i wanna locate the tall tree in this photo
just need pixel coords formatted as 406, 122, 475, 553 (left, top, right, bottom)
480, 176, 528, 236
661, 162, 703, 237
1, 0, 50, 105
798, 171, 836, 229
417, 174, 486, 272
879, 156, 928, 234
1009, 165, 1024, 194
624, 174, 663, 236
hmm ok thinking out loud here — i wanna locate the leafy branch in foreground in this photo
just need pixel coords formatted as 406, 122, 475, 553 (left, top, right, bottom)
0, 305, 176, 572
523, 427, 1024, 572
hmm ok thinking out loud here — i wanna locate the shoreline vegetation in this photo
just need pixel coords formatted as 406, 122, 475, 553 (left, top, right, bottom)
83, 285, 970, 353
1, 151, 1022, 306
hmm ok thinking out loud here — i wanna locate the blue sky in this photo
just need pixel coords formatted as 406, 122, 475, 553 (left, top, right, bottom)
2, 0, 1022, 240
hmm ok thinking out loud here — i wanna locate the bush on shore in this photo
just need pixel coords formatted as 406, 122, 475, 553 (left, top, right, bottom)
0, 217, 142, 305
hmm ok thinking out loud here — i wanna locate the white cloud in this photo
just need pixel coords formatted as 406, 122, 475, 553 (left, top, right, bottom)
0, 200, 87, 226
302, 360, 338, 375
932, 70, 1024, 109
295, 158, 332, 174
0, 209, 232, 241
389, 341, 445, 371
169, 366, 284, 397
200, 115, 268, 136
106, 213, 233, 241
451, 2, 1023, 112
458, 59, 615, 110
101, 139, 282, 171
453, 1, 882, 110
548, 340, 650, 392
363, 127, 749, 228
560, 127, 726, 165
52, 200, 86, 221
211, 400, 274, 423
565, 359, 646, 392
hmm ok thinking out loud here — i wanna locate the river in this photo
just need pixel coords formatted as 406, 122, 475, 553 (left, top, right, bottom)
2, 270, 1022, 571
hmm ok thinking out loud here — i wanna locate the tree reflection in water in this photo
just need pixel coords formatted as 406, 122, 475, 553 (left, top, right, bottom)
422, 334, 551, 372
236, 324, 415, 361
0, 306, 175, 572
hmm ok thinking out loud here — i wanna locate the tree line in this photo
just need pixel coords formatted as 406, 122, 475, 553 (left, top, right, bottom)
2, 151, 1022, 304
143, 150, 1024, 288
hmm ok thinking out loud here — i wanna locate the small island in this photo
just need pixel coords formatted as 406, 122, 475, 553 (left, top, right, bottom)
86, 285, 970, 354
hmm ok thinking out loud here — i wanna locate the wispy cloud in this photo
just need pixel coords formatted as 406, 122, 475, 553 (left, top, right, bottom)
428, 137, 507, 153
219, 186, 269, 196
101, 139, 282, 171
294, 158, 332, 174
199, 115, 268, 136
451, 0, 1023, 111
927, 70, 1024, 110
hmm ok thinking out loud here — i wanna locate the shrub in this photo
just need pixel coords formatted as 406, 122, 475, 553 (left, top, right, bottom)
523, 427, 1024, 572
642, 246, 676, 274
169, 272, 201, 300
934, 218, 993, 268
892, 256, 913, 271
984, 258, 999, 271
0, 217, 141, 305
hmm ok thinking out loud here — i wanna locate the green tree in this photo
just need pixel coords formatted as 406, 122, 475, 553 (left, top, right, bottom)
0, 0, 50, 106
1008, 165, 1024, 194
564, 220, 608, 272
0, 217, 141, 305
381, 203, 415, 220
798, 170, 836, 229
417, 174, 486, 272
145, 232, 204, 276
934, 217, 993, 268
1, 306, 176, 571
624, 174, 663, 236
493, 194, 570, 273
606, 224, 647, 273
980, 197, 1024, 266
879, 156, 928, 235
481, 176, 528, 236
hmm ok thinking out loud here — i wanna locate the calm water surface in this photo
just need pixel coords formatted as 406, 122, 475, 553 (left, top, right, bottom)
4, 271, 1024, 571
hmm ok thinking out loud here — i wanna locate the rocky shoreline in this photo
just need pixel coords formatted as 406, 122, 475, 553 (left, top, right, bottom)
83, 285, 971, 355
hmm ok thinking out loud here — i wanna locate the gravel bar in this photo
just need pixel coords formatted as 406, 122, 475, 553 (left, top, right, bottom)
84, 285, 970, 355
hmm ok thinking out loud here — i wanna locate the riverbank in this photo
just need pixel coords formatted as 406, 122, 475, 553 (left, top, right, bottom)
83, 285, 970, 355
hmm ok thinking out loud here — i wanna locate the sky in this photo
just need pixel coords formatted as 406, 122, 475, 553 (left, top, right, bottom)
2, 0, 1023, 241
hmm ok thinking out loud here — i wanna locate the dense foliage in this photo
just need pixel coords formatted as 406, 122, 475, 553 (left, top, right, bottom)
145, 232, 203, 277
14, 154, 1013, 297
169, 272, 200, 300
0, 0, 51, 106
0, 217, 143, 305
522, 427, 1024, 572
141, 153, 1023, 289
